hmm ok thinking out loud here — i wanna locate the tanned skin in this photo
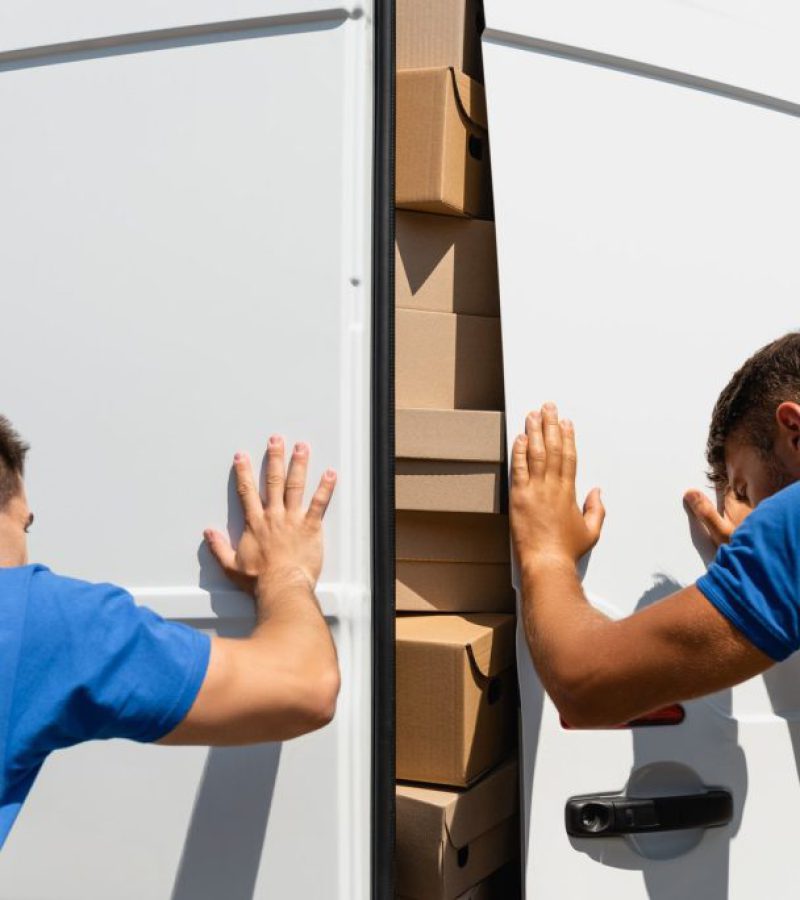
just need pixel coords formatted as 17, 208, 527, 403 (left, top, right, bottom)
509, 402, 800, 728
162, 437, 340, 744
0, 436, 341, 746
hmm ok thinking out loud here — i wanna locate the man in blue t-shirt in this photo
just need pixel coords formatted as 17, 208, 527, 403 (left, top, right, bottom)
510, 331, 800, 727
0, 423, 339, 846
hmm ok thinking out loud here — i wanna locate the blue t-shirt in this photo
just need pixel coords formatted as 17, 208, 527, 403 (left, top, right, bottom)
697, 480, 800, 662
0, 565, 210, 848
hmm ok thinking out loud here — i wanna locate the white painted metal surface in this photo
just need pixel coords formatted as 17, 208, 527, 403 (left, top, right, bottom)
483, 2, 800, 897
0, 3, 374, 897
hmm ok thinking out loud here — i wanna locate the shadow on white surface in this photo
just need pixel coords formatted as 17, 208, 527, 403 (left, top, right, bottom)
563, 577, 747, 900
170, 743, 282, 900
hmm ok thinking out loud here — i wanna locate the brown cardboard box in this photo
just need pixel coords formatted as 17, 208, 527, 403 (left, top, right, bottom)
395, 211, 499, 317
396, 309, 503, 410
397, 409, 504, 461
396, 614, 516, 786
396, 759, 519, 900
397, 561, 513, 612
396, 511, 514, 612
396, 68, 492, 218
396, 460, 502, 514
397, 0, 485, 82
398, 857, 521, 900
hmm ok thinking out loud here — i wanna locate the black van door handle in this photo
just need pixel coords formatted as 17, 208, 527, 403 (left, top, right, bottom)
565, 789, 733, 837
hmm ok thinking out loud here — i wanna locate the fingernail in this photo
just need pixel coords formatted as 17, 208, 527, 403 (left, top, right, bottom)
295, 442, 307, 455
203, 529, 213, 541
516, 434, 527, 443
561, 418, 573, 429
543, 402, 557, 414
528, 410, 540, 422
269, 435, 282, 447
325, 468, 336, 479
234, 452, 243, 463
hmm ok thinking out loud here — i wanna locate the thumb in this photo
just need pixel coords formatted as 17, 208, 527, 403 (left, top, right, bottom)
683, 489, 732, 546
204, 528, 237, 575
583, 487, 606, 542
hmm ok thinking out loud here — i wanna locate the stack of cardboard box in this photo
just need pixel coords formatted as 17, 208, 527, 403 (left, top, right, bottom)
395, 3, 520, 897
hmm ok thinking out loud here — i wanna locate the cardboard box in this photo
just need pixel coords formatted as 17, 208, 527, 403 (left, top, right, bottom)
397, 561, 513, 613
396, 68, 492, 218
396, 460, 502, 514
396, 511, 514, 613
397, 409, 504, 462
396, 309, 503, 411
398, 860, 522, 900
396, 614, 517, 786
395, 211, 500, 317
397, 0, 485, 82
397, 511, 511, 561
396, 759, 519, 900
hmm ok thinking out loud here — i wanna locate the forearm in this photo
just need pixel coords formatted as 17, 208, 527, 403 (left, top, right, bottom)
509, 405, 772, 730
519, 559, 711, 727
236, 573, 339, 734
249, 569, 338, 681
173, 576, 339, 746
519, 557, 619, 725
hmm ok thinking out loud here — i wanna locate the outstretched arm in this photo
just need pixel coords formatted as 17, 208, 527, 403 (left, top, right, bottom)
510, 405, 772, 728
161, 437, 340, 745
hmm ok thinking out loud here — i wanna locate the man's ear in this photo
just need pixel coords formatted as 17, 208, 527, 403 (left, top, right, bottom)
775, 402, 800, 454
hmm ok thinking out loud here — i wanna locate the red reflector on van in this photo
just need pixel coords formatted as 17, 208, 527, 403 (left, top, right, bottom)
560, 704, 685, 730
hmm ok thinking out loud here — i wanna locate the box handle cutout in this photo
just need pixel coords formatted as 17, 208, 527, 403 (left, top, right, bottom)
468, 135, 483, 161
487, 676, 503, 705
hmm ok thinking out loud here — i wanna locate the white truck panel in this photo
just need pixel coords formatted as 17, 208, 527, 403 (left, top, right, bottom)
0, 5, 373, 898
483, 3, 800, 896
484, 0, 800, 108
0, 3, 359, 57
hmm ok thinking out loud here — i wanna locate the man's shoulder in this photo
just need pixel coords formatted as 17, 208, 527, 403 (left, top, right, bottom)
27, 566, 130, 608
752, 481, 800, 526
732, 480, 800, 557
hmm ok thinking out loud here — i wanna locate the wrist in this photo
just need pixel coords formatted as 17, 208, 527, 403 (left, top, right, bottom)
255, 565, 314, 605
519, 552, 578, 582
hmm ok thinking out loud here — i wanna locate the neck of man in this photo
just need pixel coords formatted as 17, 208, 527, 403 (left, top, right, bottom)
0, 512, 27, 567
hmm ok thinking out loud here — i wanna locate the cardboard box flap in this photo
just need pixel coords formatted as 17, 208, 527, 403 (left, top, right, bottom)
396, 759, 518, 855
396, 614, 516, 677
450, 68, 488, 131
464, 615, 516, 678
445, 759, 519, 850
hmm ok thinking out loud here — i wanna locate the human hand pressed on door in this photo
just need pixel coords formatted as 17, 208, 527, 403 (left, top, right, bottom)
683, 487, 751, 549
203, 436, 336, 598
510, 402, 605, 571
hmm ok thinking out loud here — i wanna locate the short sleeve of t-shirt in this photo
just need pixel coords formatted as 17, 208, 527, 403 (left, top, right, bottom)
7, 569, 210, 776
697, 481, 800, 662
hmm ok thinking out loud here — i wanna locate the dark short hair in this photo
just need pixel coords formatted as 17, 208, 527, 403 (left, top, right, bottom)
0, 416, 28, 509
707, 332, 800, 488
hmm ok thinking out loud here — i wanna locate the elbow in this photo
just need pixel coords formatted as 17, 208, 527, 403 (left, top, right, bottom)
309, 664, 341, 730
548, 669, 631, 731
556, 695, 622, 730
291, 662, 341, 736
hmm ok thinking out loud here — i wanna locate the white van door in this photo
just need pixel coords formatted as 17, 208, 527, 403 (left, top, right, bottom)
482, 2, 800, 897
0, 2, 392, 897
